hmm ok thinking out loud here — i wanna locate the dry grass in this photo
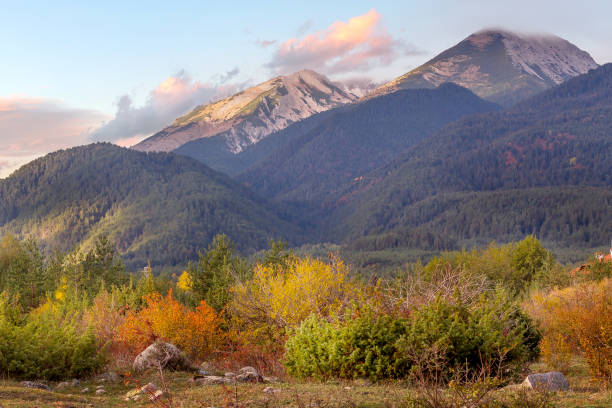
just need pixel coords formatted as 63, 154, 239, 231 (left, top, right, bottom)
1, 359, 611, 408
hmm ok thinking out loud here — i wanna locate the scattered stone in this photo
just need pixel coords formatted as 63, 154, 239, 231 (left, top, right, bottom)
344, 386, 352, 390
192, 375, 233, 385
124, 388, 142, 401
263, 386, 281, 394
81, 387, 90, 393
224, 372, 236, 378
55, 381, 70, 390
96, 385, 105, 390
19, 381, 51, 391
150, 389, 164, 401
71, 378, 81, 386
133, 341, 192, 372
95, 389, 106, 395
141, 382, 159, 394
522, 372, 570, 391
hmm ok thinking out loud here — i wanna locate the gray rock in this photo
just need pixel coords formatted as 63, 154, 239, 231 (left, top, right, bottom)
95, 389, 106, 395
71, 378, 80, 386
81, 387, 90, 393
236, 366, 263, 383
522, 372, 570, 391
19, 381, 51, 391
192, 375, 232, 385
133, 341, 192, 372
263, 386, 281, 394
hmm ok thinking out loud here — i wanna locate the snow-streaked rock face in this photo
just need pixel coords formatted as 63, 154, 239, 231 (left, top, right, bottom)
485, 30, 598, 84
133, 70, 356, 153
374, 29, 598, 106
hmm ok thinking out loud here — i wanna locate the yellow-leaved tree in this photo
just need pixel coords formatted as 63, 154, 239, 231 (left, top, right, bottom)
228, 255, 362, 345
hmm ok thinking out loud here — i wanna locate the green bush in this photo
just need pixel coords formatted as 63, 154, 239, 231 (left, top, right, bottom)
285, 314, 410, 381
0, 301, 107, 380
399, 293, 540, 381
284, 293, 540, 382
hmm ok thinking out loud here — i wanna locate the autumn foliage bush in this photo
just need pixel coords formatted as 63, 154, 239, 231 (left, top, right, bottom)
526, 277, 612, 383
228, 256, 356, 345
117, 289, 223, 361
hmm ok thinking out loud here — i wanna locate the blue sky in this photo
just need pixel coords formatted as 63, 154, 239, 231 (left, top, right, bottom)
1, 0, 610, 176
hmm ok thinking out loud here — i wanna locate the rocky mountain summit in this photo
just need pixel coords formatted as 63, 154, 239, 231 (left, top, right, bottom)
133, 70, 356, 154
374, 29, 598, 105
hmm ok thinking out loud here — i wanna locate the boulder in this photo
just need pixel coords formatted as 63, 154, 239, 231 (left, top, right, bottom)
236, 366, 263, 383
133, 341, 192, 372
19, 381, 51, 391
522, 372, 570, 391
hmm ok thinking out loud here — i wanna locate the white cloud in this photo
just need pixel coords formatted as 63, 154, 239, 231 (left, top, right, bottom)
90, 70, 246, 146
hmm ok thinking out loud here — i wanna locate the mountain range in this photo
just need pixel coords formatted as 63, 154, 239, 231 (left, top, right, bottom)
1, 28, 609, 270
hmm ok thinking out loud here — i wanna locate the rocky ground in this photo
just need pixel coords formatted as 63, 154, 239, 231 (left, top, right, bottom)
1, 343, 610, 407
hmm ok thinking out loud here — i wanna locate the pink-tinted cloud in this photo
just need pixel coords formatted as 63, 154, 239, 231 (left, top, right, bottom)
266, 9, 421, 75
91, 70, 246, 144
0, 97, 107, 177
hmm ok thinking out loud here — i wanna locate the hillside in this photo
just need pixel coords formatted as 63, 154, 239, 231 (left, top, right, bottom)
332, 64, 612, 248
373, 29, 598, 106
240, 83, 499, 209
0, 144, 300, 268
134, 70, 355, 171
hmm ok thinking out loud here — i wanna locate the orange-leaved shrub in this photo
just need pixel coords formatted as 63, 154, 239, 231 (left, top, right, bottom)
117, 289, 223, 361
526, 277, 612, 383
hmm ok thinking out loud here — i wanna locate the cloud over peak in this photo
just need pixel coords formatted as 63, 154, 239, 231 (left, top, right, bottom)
266, 9, 421, 75
90, 71, 245, 146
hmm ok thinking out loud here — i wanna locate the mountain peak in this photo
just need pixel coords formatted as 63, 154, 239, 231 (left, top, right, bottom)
374, 28, 598, 105
133, 69, 355, 154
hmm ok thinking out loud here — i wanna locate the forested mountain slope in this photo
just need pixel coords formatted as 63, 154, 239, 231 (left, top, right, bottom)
0, 144, 301, 268
333, 64, 612, 248
240, 84, 499, 208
